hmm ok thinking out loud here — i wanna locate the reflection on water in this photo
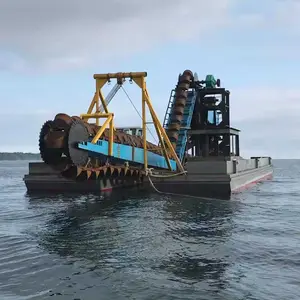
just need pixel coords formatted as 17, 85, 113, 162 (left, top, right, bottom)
163, 197, 236, 237
1, 160, 300, 299
158, 198, 238, 292
28, 191, 147, 262
27, 191, 238, 299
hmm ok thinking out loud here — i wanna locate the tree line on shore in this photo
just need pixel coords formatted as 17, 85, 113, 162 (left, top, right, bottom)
0, 152, 41, 161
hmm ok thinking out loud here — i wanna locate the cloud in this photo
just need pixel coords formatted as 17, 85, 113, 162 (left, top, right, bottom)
230, 87, 300, 122
235, 115, 299, 159
228, 86, 300, 158
232, 0, 300, 31
0, 110, 55, 116
0, 0, 298, 158
271, 0, 300, 34
1, 0, 298, 71
0, 0, 232, 71
0, 112, 53, 153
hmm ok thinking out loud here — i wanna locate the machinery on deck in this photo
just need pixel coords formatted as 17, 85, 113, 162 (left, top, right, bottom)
38, 70, 236, 183
39, 72, 185, 181
29, 70, 272, 198
163, 72, 239, 161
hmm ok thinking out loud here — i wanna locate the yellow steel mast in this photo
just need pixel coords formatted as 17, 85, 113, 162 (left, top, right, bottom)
80, 72, 185, 173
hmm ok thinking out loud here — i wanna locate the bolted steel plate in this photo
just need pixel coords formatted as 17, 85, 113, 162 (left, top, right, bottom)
68, 118, 90, 167
39, 120, 62, 165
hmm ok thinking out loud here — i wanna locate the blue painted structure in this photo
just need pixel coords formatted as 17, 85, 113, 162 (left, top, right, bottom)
77, 139, 177, 171
208, 111, 214, 123
163, 89, 176, 129
163, 89, 197, 162
175, 91, 197, 161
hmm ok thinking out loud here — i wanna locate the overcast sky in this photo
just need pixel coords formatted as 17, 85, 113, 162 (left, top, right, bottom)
0, 0, 299, 158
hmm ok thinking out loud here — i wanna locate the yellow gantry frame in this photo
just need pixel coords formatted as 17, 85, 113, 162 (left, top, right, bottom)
80, 72, 185, 173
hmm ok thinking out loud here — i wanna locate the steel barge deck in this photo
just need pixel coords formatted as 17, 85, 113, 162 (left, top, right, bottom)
24, 156, 272, 199
149, 156, 272, 199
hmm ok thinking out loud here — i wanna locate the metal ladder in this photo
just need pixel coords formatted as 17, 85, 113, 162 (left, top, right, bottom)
163, 89, 197, 162
175, 90, 197, 161
163, 89, 176, 129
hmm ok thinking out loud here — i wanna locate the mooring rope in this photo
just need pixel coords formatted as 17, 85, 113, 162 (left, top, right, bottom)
146, 168, 187, 178
145, 168, 216, 200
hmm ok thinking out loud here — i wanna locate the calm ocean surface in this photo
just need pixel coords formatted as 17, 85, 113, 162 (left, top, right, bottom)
0, 159, 299, 300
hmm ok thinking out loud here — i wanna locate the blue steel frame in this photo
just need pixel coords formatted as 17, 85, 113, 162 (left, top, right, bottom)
78, 139, 177, 171
175, 90, 197, 161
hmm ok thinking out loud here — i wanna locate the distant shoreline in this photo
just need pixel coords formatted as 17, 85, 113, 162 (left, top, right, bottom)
0, 152, 41, 161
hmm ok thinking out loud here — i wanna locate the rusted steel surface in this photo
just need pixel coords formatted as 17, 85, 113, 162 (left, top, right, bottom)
54, 113, 73, 129
39, 120, 63, 165
39, 113, 173, 172
166, 70, 193, 149
61, 164, 145, 181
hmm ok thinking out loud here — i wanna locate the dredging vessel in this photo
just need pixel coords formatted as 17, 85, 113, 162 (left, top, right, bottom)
23, 71, 273, 199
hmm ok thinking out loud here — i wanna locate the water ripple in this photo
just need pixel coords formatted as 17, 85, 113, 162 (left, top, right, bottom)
0, 160, 299, 299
